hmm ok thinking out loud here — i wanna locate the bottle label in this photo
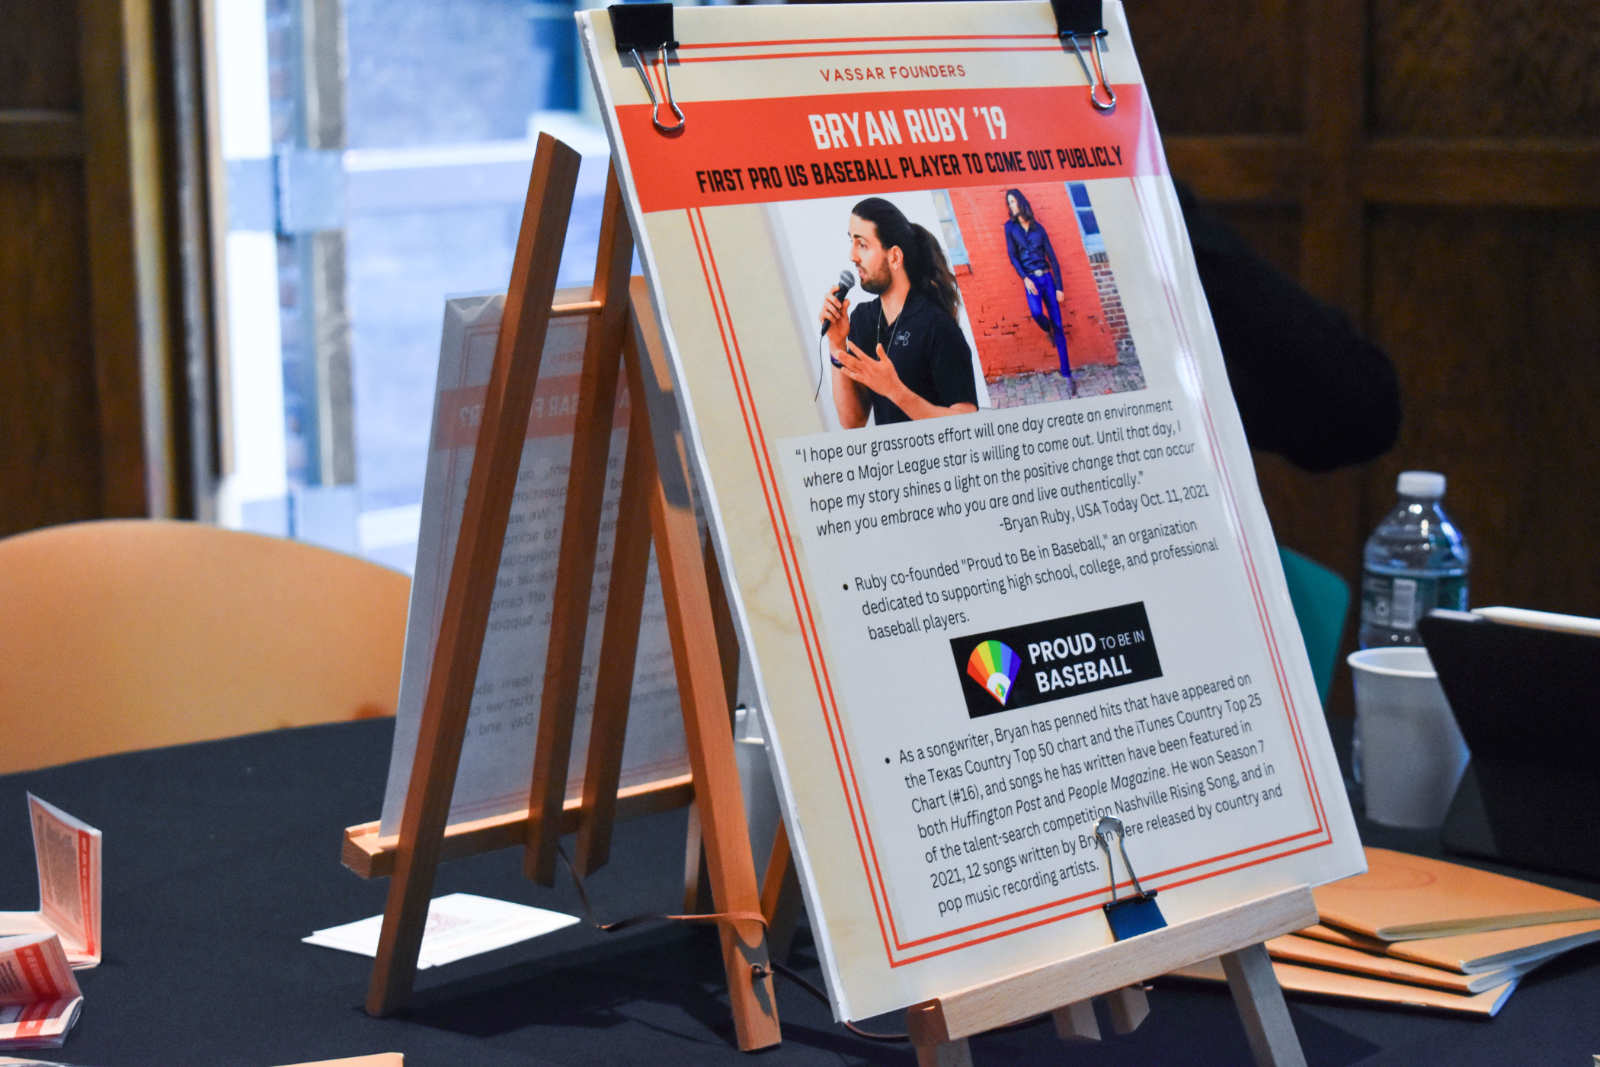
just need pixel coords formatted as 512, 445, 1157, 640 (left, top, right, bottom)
1389, 578, 1418, 628
1360, 572, 1468, 631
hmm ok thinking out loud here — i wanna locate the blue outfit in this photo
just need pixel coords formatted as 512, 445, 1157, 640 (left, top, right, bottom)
1004, 217, 1072, 379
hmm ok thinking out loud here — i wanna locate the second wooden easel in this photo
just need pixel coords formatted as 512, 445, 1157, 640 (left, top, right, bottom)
341, 133, 782, 1051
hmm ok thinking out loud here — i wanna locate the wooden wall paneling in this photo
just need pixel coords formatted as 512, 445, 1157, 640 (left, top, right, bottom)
1124, 2, 1303, 135
1362, 0, 1600, 629
1370, 0, 1600, 138
1, 6, 89, 536
1368, 208, 1600, 618
0, 163, 102, 529
1363, 140, 1600, 209
1299, 0, 1366, 314
79, 0, 177, 519
0, 2, 82, 109
0, 114, 84, 160
1162, 136, 1304, 206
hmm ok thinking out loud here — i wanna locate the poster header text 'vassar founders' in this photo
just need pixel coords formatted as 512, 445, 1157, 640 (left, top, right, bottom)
615, 85, 1162, 213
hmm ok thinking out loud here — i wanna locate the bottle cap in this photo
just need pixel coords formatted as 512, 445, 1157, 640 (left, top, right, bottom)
1397, 470, 1445, 498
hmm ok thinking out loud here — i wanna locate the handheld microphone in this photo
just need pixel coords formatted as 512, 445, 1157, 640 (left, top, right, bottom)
820, 269, 855, 337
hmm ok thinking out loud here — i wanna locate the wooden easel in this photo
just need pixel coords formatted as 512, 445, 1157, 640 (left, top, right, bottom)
341, 132, 1313, 1066
339, 133, 780, 1052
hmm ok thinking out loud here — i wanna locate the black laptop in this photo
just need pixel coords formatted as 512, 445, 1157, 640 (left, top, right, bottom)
1418, 607, 1600, 880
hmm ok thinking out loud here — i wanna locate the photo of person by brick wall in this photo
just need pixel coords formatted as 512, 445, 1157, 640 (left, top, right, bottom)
945, 181, 1145, 407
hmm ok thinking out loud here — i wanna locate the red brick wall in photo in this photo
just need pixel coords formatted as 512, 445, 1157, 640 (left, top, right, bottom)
949, 182, 1117, 379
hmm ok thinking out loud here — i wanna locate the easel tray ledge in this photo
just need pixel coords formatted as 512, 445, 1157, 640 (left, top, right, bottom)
342, 773, 694, 880
907, 884, 1316, 1045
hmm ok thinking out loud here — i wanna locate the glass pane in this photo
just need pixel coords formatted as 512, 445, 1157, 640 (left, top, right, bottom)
213, 0, 612, 571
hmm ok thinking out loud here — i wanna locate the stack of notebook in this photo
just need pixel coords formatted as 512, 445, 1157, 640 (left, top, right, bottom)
1172, 847, 1600, 1015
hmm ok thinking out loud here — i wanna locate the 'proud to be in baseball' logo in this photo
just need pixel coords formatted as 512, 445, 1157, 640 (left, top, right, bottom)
964, 640, 1022, 705
949, 602, 1164, 719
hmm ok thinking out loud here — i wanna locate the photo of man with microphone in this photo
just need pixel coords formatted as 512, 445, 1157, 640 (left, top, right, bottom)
819, 197, 979, 427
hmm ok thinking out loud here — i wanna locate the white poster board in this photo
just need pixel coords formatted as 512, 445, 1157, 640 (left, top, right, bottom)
379, 295, 689, 837
579, 1, 1363, 1021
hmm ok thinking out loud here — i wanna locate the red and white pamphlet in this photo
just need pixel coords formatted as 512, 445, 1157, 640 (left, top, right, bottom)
0, 931, 83, 1050
0, 796, 102, 970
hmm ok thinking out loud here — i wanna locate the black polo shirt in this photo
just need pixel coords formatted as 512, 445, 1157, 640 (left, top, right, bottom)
845, 288, 977, 425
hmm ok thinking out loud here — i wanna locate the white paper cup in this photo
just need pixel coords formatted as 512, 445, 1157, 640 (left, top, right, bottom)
1346, 647, 1470, 828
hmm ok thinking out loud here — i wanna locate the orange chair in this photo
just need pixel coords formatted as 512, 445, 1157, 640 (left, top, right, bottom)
0, 519, 410, 774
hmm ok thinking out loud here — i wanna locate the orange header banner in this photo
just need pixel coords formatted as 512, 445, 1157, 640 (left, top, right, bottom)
617, 84, 1163, 213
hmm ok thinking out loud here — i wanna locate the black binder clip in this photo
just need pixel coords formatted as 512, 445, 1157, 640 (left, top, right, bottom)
609, 2, 686, 135
1049, 0, 1116, 112
1095, 816, 1166, 940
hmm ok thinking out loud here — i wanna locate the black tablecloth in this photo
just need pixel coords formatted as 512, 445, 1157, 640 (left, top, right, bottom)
2, 719, 1596, 1066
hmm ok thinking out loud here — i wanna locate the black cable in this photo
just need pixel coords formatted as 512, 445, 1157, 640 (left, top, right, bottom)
758, 959, 909, 1043
557, 844, 911, 1043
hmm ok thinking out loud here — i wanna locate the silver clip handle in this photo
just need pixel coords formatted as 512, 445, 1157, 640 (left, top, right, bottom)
627, 46, 686, 135
1069, 30, 1117, 112
1095, 815, 1146, 900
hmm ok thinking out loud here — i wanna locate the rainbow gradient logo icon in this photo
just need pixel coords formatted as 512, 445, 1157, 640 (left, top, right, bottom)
965, 640, 1022, 706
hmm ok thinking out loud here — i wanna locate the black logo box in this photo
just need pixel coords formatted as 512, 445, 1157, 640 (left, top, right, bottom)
949, 601, 1163, 719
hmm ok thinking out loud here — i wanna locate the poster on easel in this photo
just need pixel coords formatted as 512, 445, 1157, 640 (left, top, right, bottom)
579, 0, 1363, 1022
378, 295, 689, 838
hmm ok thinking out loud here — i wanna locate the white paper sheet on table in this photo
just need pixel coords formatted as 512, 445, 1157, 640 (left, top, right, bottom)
302, 893, 579, 969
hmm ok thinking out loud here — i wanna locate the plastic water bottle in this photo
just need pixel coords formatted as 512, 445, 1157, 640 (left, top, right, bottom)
1358, 471, 1470, 649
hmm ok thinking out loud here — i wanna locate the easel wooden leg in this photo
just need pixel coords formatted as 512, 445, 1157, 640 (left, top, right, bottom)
682, 801, 714, 913
914, 1038, 974, 1067
908, 1003, 974, 1067
365, 134, 581, 1016
525, 166, 636, 885
702, 533, 742, 716
1105, 984, 1150, 1034
760, 823, 804, 962
1052, 999, 1099, 1041
625, 280, 780, 1051
1220, 943, 1307, 1067
1050, 984, 1144, 1044
572, 391, 656, 877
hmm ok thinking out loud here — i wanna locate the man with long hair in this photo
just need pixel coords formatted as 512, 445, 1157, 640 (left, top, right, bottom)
1003, 188, 1074, 392
820, 196, 979, 428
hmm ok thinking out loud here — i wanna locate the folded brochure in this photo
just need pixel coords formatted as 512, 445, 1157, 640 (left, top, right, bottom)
1314, 847, 1600, 941
0, 932, 83, 1050
1301, 917, 1600, 975
0, 797, 101, 972
1265, 933, 1535, 994
1169, 955, 1517, 1017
